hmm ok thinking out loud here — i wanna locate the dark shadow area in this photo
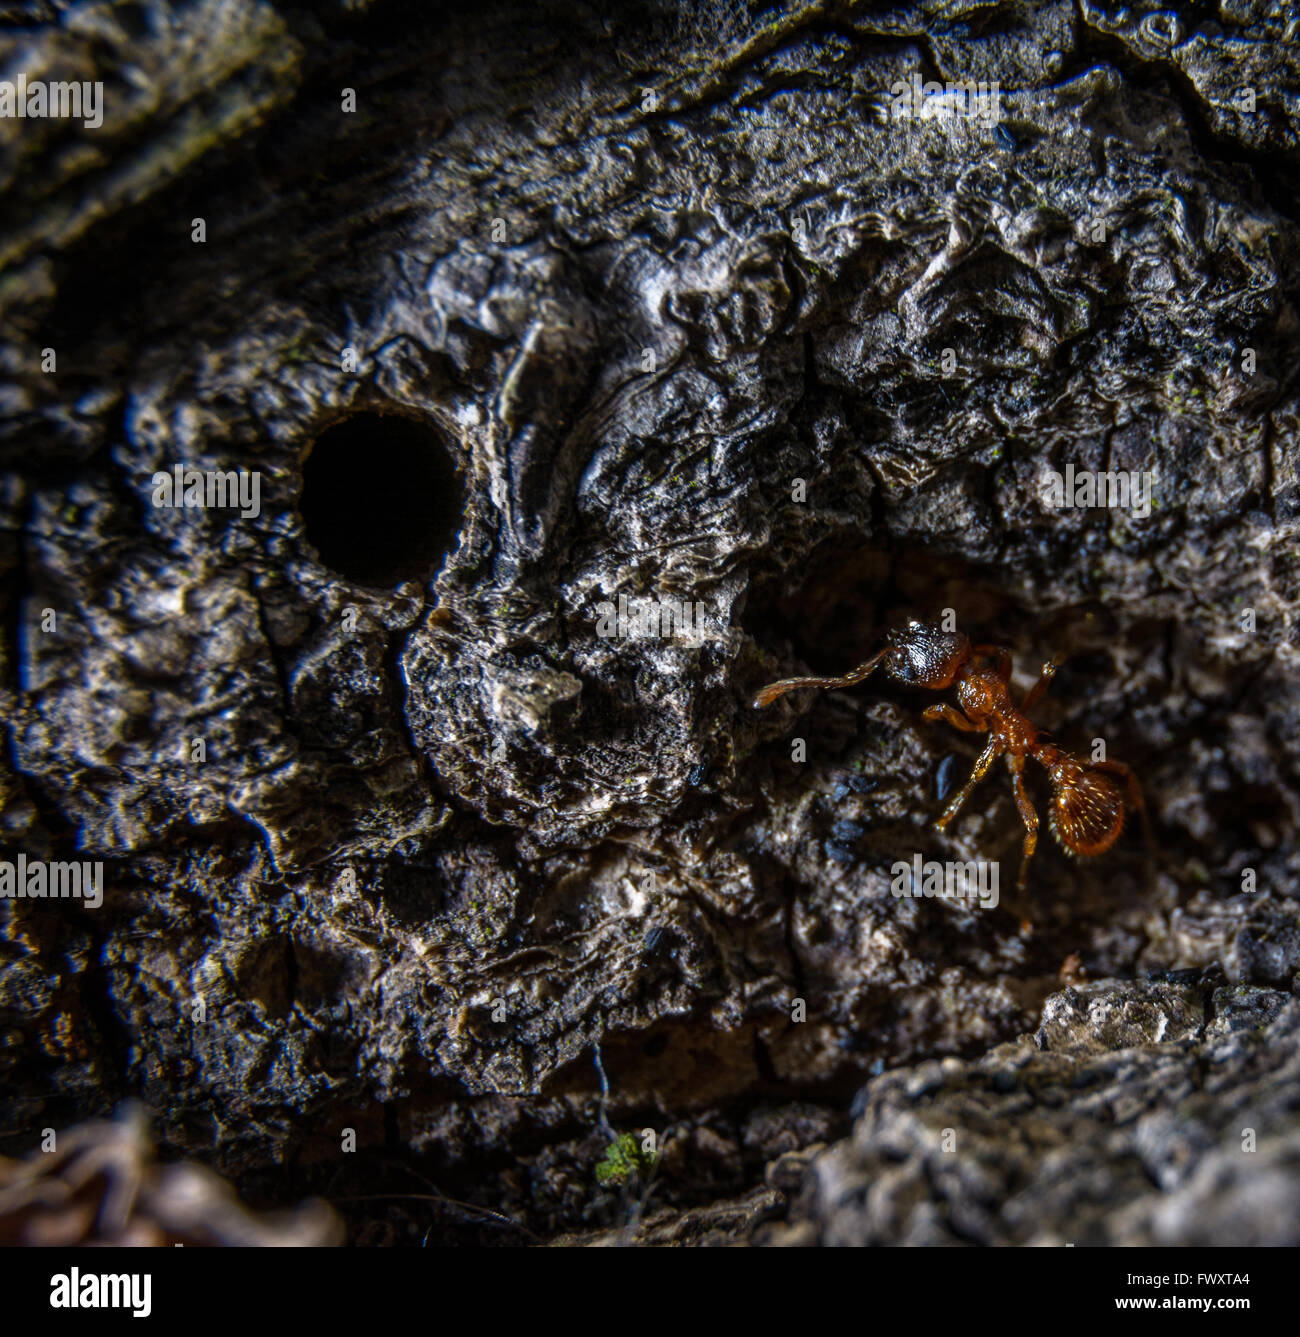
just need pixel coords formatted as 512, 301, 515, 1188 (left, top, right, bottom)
301, 412, 464, 588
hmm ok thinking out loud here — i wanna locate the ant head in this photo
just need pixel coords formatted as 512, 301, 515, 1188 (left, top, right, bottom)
879, 620, 971, 689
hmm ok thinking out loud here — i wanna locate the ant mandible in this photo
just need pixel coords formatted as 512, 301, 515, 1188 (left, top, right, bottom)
752, 619, 1150, 890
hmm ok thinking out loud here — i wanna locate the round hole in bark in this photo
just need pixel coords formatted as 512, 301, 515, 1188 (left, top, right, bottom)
301, 413, 463, 588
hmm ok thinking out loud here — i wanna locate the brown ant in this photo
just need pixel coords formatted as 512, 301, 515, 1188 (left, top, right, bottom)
752, 619, 1150, 890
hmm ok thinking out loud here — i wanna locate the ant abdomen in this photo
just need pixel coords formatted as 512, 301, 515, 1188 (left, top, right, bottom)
1047, 763, 1127, 858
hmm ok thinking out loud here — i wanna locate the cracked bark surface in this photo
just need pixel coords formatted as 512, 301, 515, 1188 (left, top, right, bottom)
1, 0, 1298, 1244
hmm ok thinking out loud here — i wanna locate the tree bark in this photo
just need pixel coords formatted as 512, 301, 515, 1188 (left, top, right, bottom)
1, 0, 1298, 1244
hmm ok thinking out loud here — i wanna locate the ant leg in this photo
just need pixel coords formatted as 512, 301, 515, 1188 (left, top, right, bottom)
1006, 753, 1039, 890
752, 647, 889, 709
921, 704, 981, 732
1092, 759, 1154, 850
1021, 654, 1065, 713
972, 645, 1013, 682
934, 736, 1002, 832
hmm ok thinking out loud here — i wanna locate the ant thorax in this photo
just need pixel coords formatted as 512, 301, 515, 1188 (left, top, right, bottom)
955, 667, 1032, 748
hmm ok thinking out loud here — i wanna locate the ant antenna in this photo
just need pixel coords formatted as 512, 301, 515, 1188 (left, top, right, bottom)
751, 647, 889, 709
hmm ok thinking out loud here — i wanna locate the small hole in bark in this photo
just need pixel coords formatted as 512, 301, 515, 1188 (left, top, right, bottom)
301, 413, 463, 587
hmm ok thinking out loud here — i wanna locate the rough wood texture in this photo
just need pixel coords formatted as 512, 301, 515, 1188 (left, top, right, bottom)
1, 0, 1298, 1244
